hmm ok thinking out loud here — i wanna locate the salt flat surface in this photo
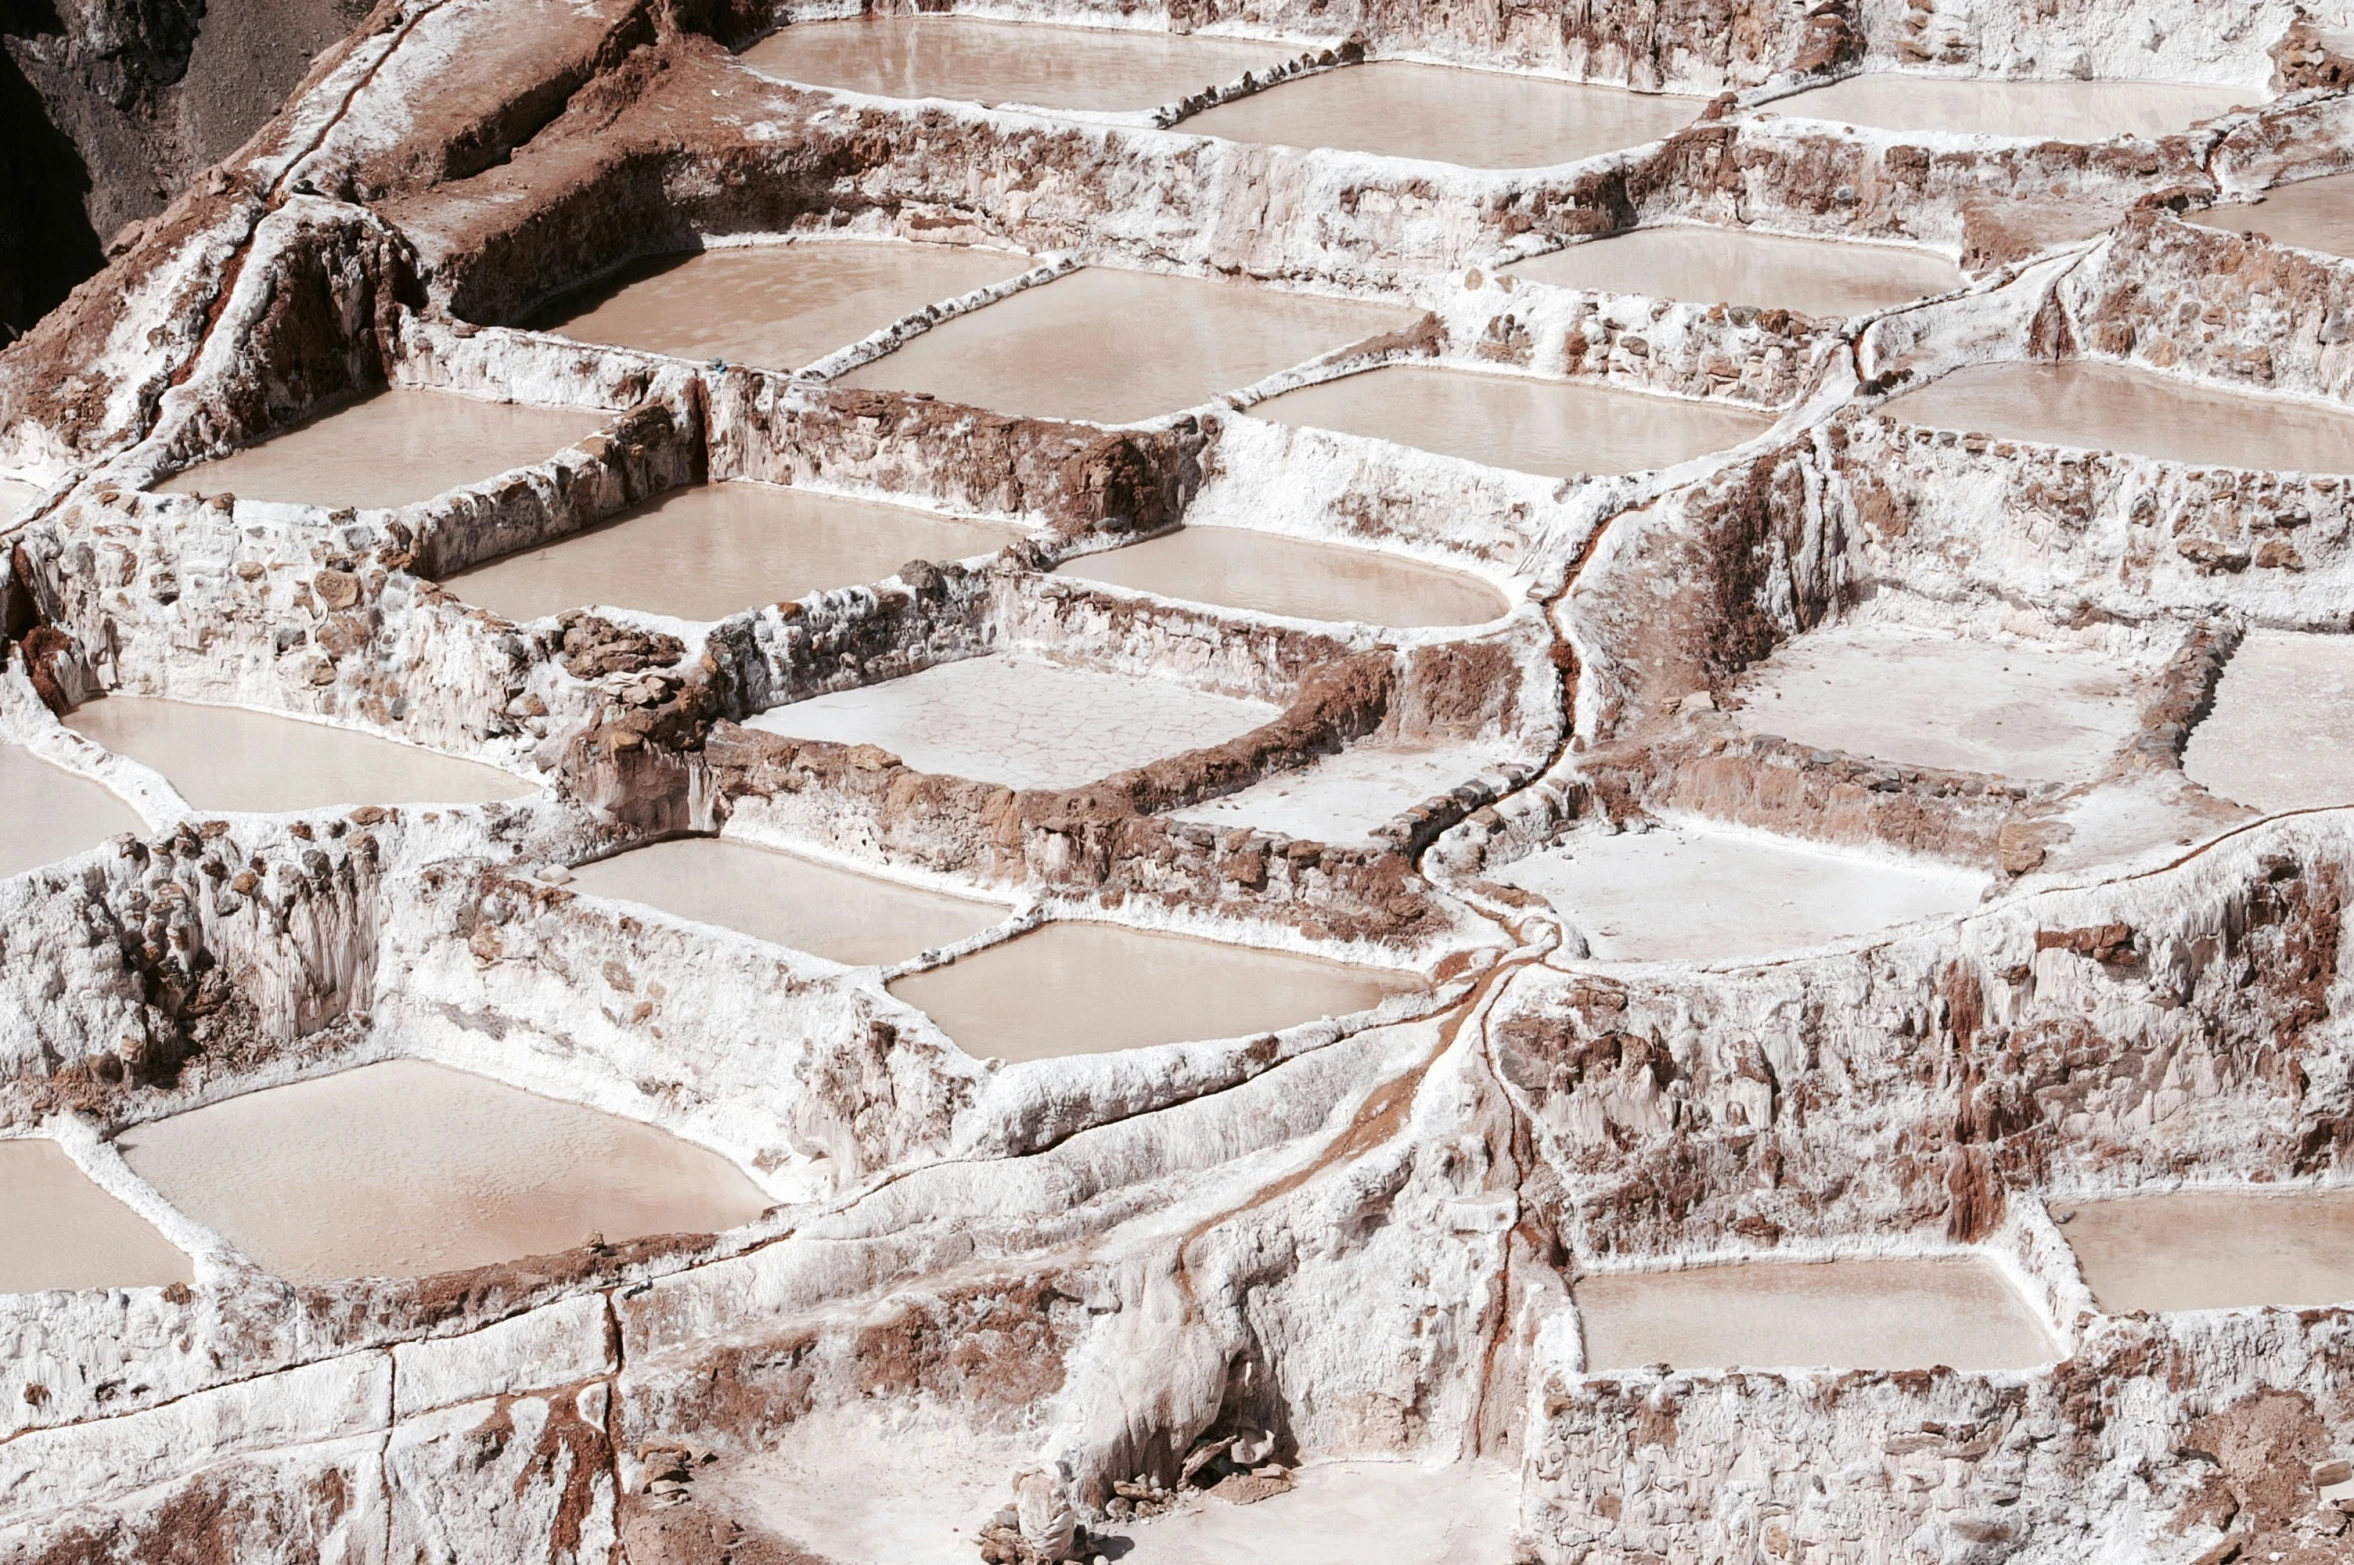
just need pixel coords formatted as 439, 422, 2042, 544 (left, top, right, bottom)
2059, 1188, 2354, 1314
1054, 525, 1507, 628
740, 15, 1285, 112
533, 241, 1035, 371
0, 741, 145, 877
1170, 743, 1505, 847
153, 388, 606, 509
1508, 225, 1964, 318
836, 266, 1416, 424
1576, 1257, 2056, 1371
888, 919, 1421, 1060
1250, 365, 1773, 477
1883, 360, 2354, 474
65, 696, 534, 812
2188, 171, 2354, 258
1185, 59, 1701, 169
441, 482, 1024, 623
1769, 74, 2248, 142
1732, 625, 2143, 782
1500, 824, 1988, 962
117, 1060, 771, 1281
0, 1139, 191, 1293
1119, 1459, 1517, 1565
569, 837, 1009, 967
0, 476, 35, 520
2181, 630, 2354, 813
745, 656, 1278, 791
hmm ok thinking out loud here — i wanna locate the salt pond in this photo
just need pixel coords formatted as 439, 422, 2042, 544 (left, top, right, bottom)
0, 741, 145, 877
1169, 742, 1509, 849
2059, 1187, 2354, 1314
1768, 74, 2249, 143
2181, 630, 2354, 813
0, 1139, 191, 1293
2188, 171, 2354, 258
1054, 525, 1507, 628
1509, 225, 1964, 318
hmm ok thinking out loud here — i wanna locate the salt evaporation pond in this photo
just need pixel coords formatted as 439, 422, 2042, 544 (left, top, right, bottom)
1733, 625, 2143, 782
2188, 171, 2354, 257
1768, 74, 2248, 142
117, 1059, 771, 1281
0, 1139, 191, 1292
1509, 226, 1965, 318
441, 483, 1025, 623
746, 656, 1277, 791
1121, 1460, 1517, 1565
1170, 742, 1507, 848
1501, 824, 1989, 962
155, 388, 606, 510
2059, 1188, 2354, 1314
2182, 630, 2354, 813
1184, 60, 1701, 169
1054, 525, 1507, 628
532, 241, 1035, 371
740, 15, 1284, 111
888, 920, 1420, 1060
1251, 365, 1775, 477
570, 837, 1008, 967
64, 696, 533, 812
835, 267, 1416, 424
1882, 360, 2354, 474
0, 476, 35, 520
1575, 1257, 2056, 1371
0, 741, 145, 877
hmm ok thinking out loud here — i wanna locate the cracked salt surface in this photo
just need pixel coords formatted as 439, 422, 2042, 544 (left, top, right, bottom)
744, 655, 1278, 791
1731, 624, 2145, 782
529, 240, 1036, 372
1184, 58, 1702, 169
1767, 74, 2250, 143
738, 14, 1291, 112
64, 695, 535, 812
1500, 823, 1989, 963
1574, 1257, 2057, 1372
2182, 630, 2354, 814
1250, 364, 1775, 478
1883, 359, 2354, 474
1507, 224, 1965, 319
152, 387, 606, 510
2189, 170, 2354, 258
888, 919, 1421, 1060
116, 1059, 771, 1281
2058, 1189, 2354, 1314
836, 266, 1418, 424
1054, 524, 1507, 628
569, 836, 1009, 968
0, 740, 144, 877
0, 1139, 191, 1292
439, 481, 1025, 623
1170, 742, 1509, 848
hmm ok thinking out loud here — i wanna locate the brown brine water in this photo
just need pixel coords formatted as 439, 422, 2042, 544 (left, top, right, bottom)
1767, 75, 2250, 142
1053, 526, 1507, 627
1509, 226, 1965, 318
117, 1059, 772, 1281
441, 483, 1025, 622
2187, 171, 2354, 258
0, 742, 145, 878
888, 919, 1421, 1061
2058, 1188, 2354, 1314
0, 1139, 191, 1292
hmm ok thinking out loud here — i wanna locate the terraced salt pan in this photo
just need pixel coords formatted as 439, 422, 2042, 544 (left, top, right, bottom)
1883, 360, 2354, 474
2059, 1189, 2354, 1314
2182, 630, 2354, 814
440, 482, 1025, 623
1768, 74, 2248, 142
569, 837, 1008, 967
0, 741, 145, 877
1183, 59, 1702, 169
1053, 525, 1507, 628
154, 388, 606, 509
0, 476, 35, 520
888, 920, 1421, 1060
835, 267, 1417, 424
1120, 1460, 1516, 1565
1575, 1258, 2056, 1371
1251, 365, 1774, 478
2189, 171, 2354, 257
116, 1059, 770, 1281
530, 241, 1036, 371
64, 696, 533, 811
1499, 823, 1989, 962
741, 16, 1287, 111
1732, 625, 2144, 782
1508, 226, 1965, 318
1169, 742, 1509, 848
0, 1139, 191, 1292
745, 656, 1278, 791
